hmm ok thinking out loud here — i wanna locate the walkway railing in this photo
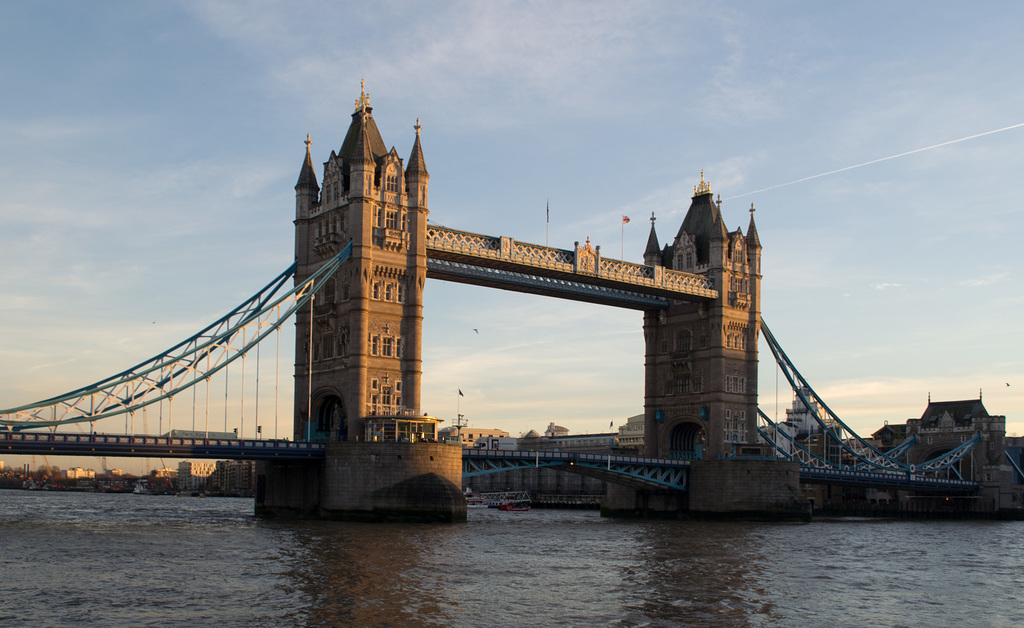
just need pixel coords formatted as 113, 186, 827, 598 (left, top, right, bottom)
426, 226, 717, 302
0, 431, 326, 460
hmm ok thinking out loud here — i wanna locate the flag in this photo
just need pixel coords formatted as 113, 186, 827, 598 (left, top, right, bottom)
458, 388, 464, 397
609, 421, 613, 428
546, 200, 549, 223
622, 215, 630, 224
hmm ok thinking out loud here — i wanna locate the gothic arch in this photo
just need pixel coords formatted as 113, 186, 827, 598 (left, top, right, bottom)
312, 392, 347, 442
666, 419, 706, 461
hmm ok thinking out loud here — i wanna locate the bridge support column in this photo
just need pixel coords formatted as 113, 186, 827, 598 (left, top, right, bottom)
255, 442, 466, 522
601, 459, 810, 521
688, 459, 810, 521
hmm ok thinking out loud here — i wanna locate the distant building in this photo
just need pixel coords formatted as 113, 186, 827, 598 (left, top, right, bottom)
782, 386, 831, 438
438, 426, 509, 447
617, 414, 645, 451
520, 430, 618, 453
474, 436, 519, 450
65, 467, 95, 479
544, 422, 569, 438
177, 460, 217, 491
208, 460, 255, 495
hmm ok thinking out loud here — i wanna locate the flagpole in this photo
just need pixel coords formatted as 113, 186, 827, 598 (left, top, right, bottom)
546, 199, 549, 247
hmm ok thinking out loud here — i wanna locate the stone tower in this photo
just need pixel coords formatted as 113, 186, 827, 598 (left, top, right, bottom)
292, 86, 429, 442
642, 173, 762, 460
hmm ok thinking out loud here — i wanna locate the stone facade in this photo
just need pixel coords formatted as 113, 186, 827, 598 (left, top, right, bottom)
643, 174, 762, 461
292, 85, 430, 443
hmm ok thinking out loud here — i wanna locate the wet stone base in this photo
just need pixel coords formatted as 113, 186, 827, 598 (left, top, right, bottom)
601, 459, 812, 522
255, 442, 467, 523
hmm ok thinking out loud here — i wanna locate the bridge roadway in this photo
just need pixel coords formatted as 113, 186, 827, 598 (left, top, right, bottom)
1, 432, 979, 493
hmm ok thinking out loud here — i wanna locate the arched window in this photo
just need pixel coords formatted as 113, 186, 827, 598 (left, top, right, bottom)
676, 330, 691, 352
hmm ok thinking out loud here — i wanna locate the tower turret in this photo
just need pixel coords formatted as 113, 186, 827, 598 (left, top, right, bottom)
644, 212, 662, 266
405, 118, 429, 209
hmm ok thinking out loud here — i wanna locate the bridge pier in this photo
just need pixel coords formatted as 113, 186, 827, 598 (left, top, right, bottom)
255, 442, 466, 522
602, 459, 810, 521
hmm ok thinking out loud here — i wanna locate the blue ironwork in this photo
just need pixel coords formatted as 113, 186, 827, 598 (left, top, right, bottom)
799, 466, 977, 492
759, 322, 979, 474
1006, 448, 1024, 484
1, 243, 353, 429
0, 430, 325, 460
426, 258, 671, 310
462, 449, 689, 491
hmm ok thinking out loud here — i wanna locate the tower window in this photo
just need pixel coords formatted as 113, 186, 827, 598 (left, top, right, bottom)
386, 211, 398, 229
382, 337, 393, 357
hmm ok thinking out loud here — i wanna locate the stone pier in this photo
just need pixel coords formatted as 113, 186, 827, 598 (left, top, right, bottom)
602, 459, 810, 521
255, 442, 466, 522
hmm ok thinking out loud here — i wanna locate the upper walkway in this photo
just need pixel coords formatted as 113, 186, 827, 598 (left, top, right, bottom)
425, 225, 718, 309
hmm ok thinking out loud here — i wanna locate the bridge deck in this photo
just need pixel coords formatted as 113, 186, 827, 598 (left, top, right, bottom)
426, 226, 717, 308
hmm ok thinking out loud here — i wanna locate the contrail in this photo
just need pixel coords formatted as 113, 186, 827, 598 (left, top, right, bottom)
725, 121, 1024, 200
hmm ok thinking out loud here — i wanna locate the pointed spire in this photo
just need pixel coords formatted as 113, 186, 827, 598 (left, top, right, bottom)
746, 202, 761, 247
711, 206, 728, 242
351, 114, 375, 164
406, 117, 428, 176
295, 133, 320, 191
644, 211, 662, 265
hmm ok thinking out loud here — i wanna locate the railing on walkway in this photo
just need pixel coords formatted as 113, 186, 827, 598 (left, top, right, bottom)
800, 465, 978, 491
426, 225, 718, 302
0, 431, 326, 460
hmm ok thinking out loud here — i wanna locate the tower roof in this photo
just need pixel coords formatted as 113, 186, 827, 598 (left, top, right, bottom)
406, 118, 428, 177
746, 203, 761, 248
295, 134, 319, 191
674, 172, 726, 264
919, 397, 989, 427
644, 212, 661, 261
339, 84, 388, 164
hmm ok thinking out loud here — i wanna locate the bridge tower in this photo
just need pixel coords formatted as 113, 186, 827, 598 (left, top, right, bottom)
292, 86, 430, 443
642, 173, 762, 460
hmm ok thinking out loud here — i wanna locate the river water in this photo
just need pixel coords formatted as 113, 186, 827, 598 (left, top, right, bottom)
1, 491, 1021, 627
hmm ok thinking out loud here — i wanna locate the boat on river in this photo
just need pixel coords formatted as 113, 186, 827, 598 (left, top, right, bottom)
498, 502, 531, 512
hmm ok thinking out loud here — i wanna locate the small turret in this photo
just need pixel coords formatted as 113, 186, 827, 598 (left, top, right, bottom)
295, 134, 320, 220
405, 118, 430, 209
644, 212, 662, 266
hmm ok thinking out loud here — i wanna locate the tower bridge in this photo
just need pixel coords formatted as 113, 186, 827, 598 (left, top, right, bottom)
3, 87, 1012, 520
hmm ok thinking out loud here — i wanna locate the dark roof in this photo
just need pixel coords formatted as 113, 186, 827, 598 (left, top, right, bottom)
673, 191, 727, 264
339, 107, 388, 162
406, 123, 428, 177
919, 398, 988, 426
644, 219, 661, 261
746, 207, 760, 248
294, 140, 319, 191
871, 423, 907, 439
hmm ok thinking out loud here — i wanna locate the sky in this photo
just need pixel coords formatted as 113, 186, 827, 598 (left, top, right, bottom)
1, 1, 1022, 474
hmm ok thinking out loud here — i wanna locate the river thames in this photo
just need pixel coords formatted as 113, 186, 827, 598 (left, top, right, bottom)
1, 491, 1021, 627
